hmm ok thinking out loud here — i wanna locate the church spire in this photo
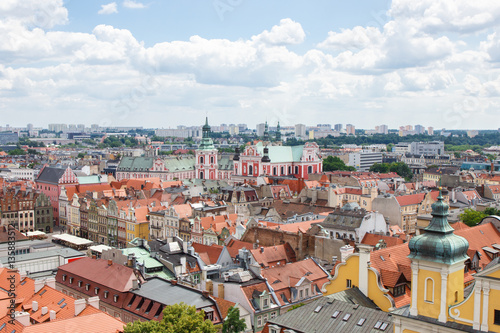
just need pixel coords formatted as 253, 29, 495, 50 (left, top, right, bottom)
263, 121, 269, 141
276, 121, 281, 142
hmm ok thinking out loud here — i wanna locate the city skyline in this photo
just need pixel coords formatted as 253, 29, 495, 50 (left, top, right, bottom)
2, 1, 500, 129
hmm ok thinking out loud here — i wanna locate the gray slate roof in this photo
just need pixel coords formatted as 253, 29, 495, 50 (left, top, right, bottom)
132, 277, 213, 308
36, 166, 67, 184
316, 207, 368, 231
267, 290, 393, 333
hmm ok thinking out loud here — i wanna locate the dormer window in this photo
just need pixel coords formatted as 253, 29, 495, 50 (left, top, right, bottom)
86, 283, 90, 291
78, 281, 82, 287
62, 274, 67, 282
69, 277, 73, 284
95, 287, 99, 295
104, 291, 109, 299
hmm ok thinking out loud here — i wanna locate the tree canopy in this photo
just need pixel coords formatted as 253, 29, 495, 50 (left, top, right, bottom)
222, 306, 246, 333
124, 303, 217, 333
459, 208, 500, 227
369, 162, 413, 181
322, 156, 356, 172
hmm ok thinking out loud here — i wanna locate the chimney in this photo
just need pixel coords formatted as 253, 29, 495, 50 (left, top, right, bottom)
260, 247, 264, 253
171, 280, 177, 285
74, 298, 86, 316
49, 310, 56, 321
180, 257, 186, 274
127, 254, 134, 268
108, 259, 113, 266
132, 279, 139, 290
339, 245, 354, 263
358, 244, 373, 296
32, 301, 38, 312
15, 312, 31, 326
41, 307, 48, 316
92, 255, 97, 259
34, 279, 44, 293
19, 271, 27, 280
45, 277, 56, 289
87, 296, 99, 309
202, 291, 210, 299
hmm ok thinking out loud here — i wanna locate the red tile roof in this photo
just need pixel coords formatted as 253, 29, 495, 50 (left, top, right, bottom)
361, 233, 404, 248
250, 244, 297, 268
56, 257, 136, 292
192, 242, 224, 265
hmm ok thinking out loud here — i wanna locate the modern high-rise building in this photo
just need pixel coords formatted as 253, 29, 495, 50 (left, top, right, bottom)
378, 124, 388, 134
334, 123, 342, 132
295, 124, 306, 138
346, 124, 355, 135
256, 123, 266, 137
427, 127, 434, 135
414, 124, 425, 134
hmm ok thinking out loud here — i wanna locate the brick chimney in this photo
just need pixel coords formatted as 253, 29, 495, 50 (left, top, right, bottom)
108, 259, 113, 266
34, 279, 44, 293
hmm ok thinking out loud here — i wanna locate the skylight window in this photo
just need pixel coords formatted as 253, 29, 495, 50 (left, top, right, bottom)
380, 322, 389, 331
374, 321, 382, 329
57, 298, 65, 305
332, 310, 341, 318
357, 318, 366, 326
342, 313, 351, 321
314, 306, 322, 313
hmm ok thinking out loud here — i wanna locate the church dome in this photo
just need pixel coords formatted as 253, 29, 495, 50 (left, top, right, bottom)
408, 191, 469, 265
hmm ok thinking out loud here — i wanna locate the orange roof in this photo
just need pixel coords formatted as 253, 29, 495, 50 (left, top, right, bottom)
270, 219, 324, 234
225, 238, 254, 258
212, 296, 236, 320
22, 312, 125, 333
173, 204, 192, 218
361, 233, 405, 248
192, 242, 224, 265
451, 222, 470, 231
395, 193, 426, 206
250, 243, 296, 268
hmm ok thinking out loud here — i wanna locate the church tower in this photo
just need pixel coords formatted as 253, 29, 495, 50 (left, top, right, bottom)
263, 121, 270, 142
275, 121, 282, 145
407, 190, 469, 323
195, 117, 218, 180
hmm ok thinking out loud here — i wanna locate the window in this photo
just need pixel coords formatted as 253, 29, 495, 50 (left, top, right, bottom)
494, 310, 500, 325
346, 279, 352, 288
299, 290, 303, 299
425, 278, 434, 303
374, 321, 382, 329
305, 288, 309, 297
95, 287, 99, 295
393, 284, 405, 297
78, 281, 82, 287
270, 311, 277, 319
332, 310, 341, 318
69, 277, 73, 284
104, 291, 109, 299
62, 274, 67, 282
380, 322, 389, 331
257, 316, 262, 327
357, 318, 366, 326
263, 297, 269, 308
342, 313, 351, 321
263, 313, 268, 323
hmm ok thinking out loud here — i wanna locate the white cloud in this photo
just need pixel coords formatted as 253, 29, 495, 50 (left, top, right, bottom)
0, 0, 68, 29
251, 18, 305, 46
122, 0, 146, 9
98, 2, 118, 15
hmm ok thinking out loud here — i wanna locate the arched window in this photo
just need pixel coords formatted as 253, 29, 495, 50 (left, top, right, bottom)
273, 167, 277, 175
280, 166, 284, 175
200, 156, 204, 164
200, 171, 204, 179
295, 166, 299, 174
249, 165, 253, 175
210, 156, 214, 164
425, 278, 434, 303
308, 166, 312, 174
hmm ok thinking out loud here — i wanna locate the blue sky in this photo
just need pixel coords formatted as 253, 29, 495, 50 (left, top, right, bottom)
1, 0, 500, 130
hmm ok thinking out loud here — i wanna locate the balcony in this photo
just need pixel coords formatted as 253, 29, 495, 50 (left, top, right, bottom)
150, 224, 161, 230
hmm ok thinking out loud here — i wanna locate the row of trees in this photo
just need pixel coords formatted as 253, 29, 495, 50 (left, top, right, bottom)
369, 162, 413, 181
124, 303, 246, 333
322, 156, 356, 172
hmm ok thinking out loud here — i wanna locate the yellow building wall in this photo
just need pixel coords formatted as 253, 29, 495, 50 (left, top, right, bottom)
416, 269, 441, 319
324, 256, 360, 295
448, 284, 475, 326
446, 269, 464, 306
486, 270, 500, 279
488, 289, 500, 332
367, 269, 393, 311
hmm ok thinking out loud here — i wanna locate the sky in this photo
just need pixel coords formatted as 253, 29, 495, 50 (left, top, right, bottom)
1, 0, 500, 130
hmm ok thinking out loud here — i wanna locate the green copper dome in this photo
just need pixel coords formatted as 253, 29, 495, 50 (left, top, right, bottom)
408, 191, 469, 265
199, 117, 215, 150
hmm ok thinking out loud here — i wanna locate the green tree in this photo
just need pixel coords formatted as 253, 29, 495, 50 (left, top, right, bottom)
222, 306, 246, 333
484, 207, 500, 216
369, 163, 390, 173
460, 208, 486, 227
124, 303, 217, 333
77, 152, 86, 158
389, 162, 413, 181
323, 156, 356, 172
8, 148, 26, 155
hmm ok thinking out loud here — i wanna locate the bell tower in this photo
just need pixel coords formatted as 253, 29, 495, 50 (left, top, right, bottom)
195, 117, 218, 180
407, 190, 469, 322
